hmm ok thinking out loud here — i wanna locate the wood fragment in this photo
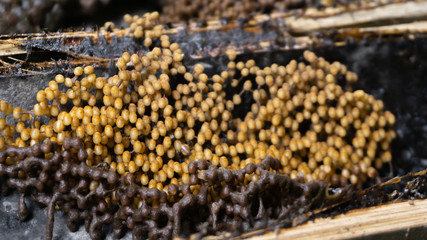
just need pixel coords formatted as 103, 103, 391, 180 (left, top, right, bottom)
1, 1, 427, 76
287, 1, 427, 34
249, 199, 427, 240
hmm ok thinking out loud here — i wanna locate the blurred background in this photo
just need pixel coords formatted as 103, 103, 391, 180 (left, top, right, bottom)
0, 0, 337, 34
0, 0, 159, 34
